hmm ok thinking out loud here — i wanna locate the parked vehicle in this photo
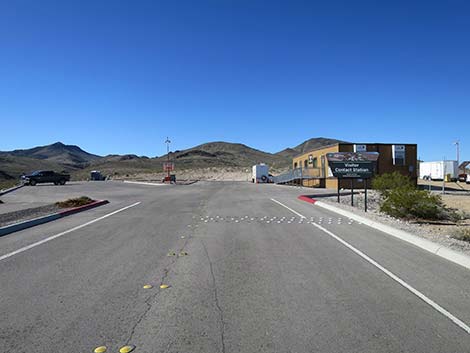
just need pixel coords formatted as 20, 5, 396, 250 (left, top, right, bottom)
419, 161, 458, 181
22, 170, 70, 186
459, 174, 470, 184
458, 173, 468, 183
90, 170, 106, 181
252, 164, 271, 183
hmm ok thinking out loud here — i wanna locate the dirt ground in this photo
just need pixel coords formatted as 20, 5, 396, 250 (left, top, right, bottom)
419, 179, 470, 214
441, 195, 470, 215
317, 184, 470, 256
418, 179, 470, 191
113, 167, 287, 182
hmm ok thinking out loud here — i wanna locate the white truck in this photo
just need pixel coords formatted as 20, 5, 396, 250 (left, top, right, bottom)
252, 164, 271, 183
419, 161, 458, 181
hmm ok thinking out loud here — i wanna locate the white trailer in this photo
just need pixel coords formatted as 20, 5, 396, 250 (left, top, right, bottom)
419, 161, 458, 181
252, 164, 270, 183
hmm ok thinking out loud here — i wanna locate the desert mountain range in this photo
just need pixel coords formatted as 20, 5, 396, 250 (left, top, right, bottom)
0, 138, 345, 180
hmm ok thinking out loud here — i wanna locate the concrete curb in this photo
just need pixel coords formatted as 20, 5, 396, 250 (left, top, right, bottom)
0, 200, 109, 237
298, 195, 316, 204
0, 184, 24, 196
123, 181, 165, 186
176, 180, 199, 185
298, 195, 470, 271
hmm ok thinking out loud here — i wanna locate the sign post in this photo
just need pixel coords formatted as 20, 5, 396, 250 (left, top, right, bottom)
326, 152, 379, 212
337, 180, 340, 203
364, 178, 368, 212
351, 179, 354, 206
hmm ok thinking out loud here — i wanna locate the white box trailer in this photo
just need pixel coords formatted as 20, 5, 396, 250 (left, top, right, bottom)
252, 164, 270, 183
420, 161, 458, 181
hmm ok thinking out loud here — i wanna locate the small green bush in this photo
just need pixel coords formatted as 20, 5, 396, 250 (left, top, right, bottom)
372, 172, 414, 198
380, 187, 447, 220
373, 172, 456, 220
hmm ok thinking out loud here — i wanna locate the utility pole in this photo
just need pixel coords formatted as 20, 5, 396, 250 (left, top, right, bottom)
165, 137, 171, 180
442, 156, 446, 195
454, 140, 460, 171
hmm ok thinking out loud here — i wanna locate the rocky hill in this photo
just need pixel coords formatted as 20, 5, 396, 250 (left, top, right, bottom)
2, 142, 101, 168
0, 138, 346, 181
161, 142, 289, 169
275, 137, 347, 159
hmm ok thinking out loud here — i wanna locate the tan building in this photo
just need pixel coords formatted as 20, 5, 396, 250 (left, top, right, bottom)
292, 142, 418, 189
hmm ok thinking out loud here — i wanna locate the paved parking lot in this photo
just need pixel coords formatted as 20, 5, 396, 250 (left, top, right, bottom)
0, 181, 170, 214
2, 181, 470, 353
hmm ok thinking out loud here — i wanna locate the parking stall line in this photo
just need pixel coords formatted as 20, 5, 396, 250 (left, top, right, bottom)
0, 202, 141, 262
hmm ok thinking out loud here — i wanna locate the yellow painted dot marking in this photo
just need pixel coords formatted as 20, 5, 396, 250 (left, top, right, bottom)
167, 252, 176, 256
94, 346, 107, 353
179, 251, 188, 256
160, 284, 169, 289
143, 284, 153, 289
119, 345, 136, 353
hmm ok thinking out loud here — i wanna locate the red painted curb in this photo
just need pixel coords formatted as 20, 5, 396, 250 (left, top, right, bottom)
59, 200, 109, 217
298, 195, 316, 204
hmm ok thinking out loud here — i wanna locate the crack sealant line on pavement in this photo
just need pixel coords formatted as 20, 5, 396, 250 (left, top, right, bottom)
117, 224, 192, 347
201, 238, 226, 353
0, 202, 141, 262
124, 260, 175, 346
270, 198, 470, 335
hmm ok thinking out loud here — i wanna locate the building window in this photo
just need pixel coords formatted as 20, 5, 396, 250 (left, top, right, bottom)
294, 162, 298, 169
354, 144, 367, 152
313, 157, 318, 167
304, 160, 308, 168
392, 145, 406, 166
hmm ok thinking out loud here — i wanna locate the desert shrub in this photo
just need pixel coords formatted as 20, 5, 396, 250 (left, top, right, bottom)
373, 172, 456, 220
452, 228, 470, 242
380, 187, 447, 219
372, 172, 414, 198
56, 196, 93, 208
0, 180, 18, 190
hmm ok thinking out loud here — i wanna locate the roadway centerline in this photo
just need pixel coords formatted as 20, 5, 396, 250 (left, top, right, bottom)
0, 202, 141, 262
270, 198, 470, 335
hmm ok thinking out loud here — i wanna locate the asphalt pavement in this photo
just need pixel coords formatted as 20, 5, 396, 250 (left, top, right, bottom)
1, 181, 470, 353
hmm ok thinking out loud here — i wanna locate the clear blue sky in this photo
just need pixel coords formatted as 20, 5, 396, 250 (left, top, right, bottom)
1, 0, 469, 160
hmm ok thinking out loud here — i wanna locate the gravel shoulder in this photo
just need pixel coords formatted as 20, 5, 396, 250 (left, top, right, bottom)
315, 190, 470, 256
0, 204, 62, 227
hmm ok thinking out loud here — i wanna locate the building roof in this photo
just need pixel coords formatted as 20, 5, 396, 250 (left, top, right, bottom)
293, 142, 417, 158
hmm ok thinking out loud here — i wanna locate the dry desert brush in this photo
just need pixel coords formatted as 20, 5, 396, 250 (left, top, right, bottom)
372, 172, 457, 221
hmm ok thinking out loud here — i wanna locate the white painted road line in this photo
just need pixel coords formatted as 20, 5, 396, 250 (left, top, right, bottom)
270, 198, 470, 335
270, 198, 305, 219
314, 200, 470, 271
0, 202, 141, 262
